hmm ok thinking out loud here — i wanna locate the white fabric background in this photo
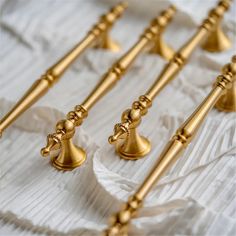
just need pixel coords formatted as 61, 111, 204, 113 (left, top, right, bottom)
0, 0, 236, 235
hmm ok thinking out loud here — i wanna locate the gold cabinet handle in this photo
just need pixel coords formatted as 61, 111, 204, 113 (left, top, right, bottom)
109, 0, 232, 160
0, 2, 128, 138
104, 55, 236, 236
40, 5, 177, 171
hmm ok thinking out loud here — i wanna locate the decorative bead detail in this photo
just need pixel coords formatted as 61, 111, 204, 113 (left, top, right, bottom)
172, 129, 190, 145
172, 53, 185, 67
110, 62, 125, 78
65, 105, 88, 127
105, 195, 142, 236
201, 0, 230, 30
216, 74, 233, 90
110, 95, 152, 141
41, 71, 57, 86
132, 95, 152, 115
90, 3, 127, 37
44, 104, 88, 150
141, 6, 176, 41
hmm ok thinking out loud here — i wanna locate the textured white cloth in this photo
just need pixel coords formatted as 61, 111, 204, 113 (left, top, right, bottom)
0, 0, 236, 235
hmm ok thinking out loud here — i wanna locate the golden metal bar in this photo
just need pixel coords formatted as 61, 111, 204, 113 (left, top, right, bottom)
137, 86, 224, 199
82, 5, 177, 110
0, 2, 128, 138
41, 5, 177, 171
104, 55, 236, 236
146, 28, 208, 100
109, 0, 232, 160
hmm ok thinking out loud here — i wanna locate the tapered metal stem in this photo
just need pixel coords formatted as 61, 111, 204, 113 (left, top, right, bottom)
109, 0, 232, 160
0, 2, 127, 137
104, 55, 236, 236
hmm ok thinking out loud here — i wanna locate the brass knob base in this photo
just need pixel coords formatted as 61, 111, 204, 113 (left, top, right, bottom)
52, 153, 86, 171
214, 81, 236, 112
214, 103, 236, 112
149, 36, 175, 61
51, 139, 86, 171
202, 26, 231, 52
116, 135, 151, 160
215, 95, 236, 112
52, 149, 86, 171
95, 34, 121, 52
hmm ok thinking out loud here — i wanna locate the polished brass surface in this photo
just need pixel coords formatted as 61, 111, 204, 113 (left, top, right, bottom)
146, 7, 176, 60
104, 55, 236, 236
215, 66, 236, 111
201, 0, 232, 52
41, 6, 177, 170
109, 0, 232, 160
0, 2, 127, 138
109, 95, 152, 159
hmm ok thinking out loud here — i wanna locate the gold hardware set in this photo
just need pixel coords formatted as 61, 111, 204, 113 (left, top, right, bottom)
109, 0, 232, 160
104, 55, 236, 236
0, 0, 235, 235
41, 5, 177, 170
0, 2, 127, 138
